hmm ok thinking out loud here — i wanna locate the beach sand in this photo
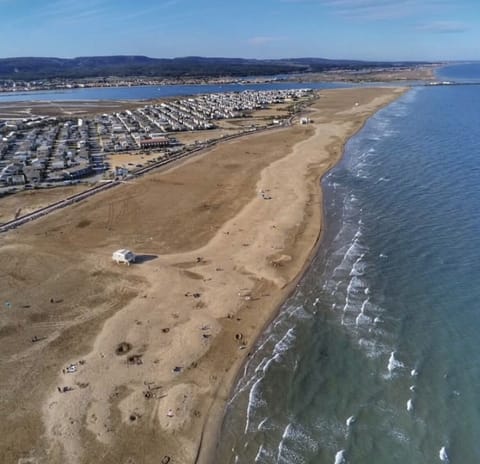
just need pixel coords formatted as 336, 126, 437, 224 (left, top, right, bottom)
0, 87, 405, 464
0, 185, 91, 224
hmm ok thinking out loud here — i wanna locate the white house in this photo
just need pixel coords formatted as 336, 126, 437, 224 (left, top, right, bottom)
112, 249, 136, 265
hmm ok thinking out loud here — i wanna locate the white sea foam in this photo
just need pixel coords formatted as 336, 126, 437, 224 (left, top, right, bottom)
254, 445, 264, 462
244, 328, 296, 405
276, 423, 311, 464
290, 304, 313, 320
261, 354, 280, 375
334, 235, 367, 275
342, 289, 353, 314
407, 398, 414, 412
254, 443, 276, 462
346, 416, 356, 427
358, 338, 387, 359
252, 334, 275, 359
343, 202, 359, 215
377, 177, 391, 183
356, 170, 369, 179
388, 351, 404, 373
275, 421, 321, 463
350, 254, 366, 276
229, 368, 260, 405
334, 449, 347, 464
383, 129, 397, 137
360, 298, 369, 313
273, 328, 296, 356
343, 276, 367, 313
390, 428, 410, 444
257, 418, 269, 431
439, 446, 449, 462
255, 357, 268, 374
245, 377, 265, 433
356, 312, 371, 326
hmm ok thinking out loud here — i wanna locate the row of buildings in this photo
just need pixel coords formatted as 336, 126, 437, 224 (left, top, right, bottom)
0, 117, 106, 187
0, 88, 311, 189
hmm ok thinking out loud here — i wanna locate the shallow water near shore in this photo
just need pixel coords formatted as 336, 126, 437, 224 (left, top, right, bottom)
216, 67, 480, 463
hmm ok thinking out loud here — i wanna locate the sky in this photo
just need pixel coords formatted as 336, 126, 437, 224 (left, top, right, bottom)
0, 0, 479, 61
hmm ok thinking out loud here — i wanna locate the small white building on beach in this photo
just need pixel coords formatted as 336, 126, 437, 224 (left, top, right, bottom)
112, 249, 136, 265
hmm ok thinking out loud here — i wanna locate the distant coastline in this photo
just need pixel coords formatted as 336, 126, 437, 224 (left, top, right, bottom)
0, 56, 438, 94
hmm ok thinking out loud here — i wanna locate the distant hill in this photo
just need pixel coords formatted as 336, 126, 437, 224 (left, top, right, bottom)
0, 55, 429, 80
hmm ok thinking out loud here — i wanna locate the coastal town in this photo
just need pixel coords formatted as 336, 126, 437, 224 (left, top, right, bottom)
0, 76, 271, 93
0, 88, 311, 192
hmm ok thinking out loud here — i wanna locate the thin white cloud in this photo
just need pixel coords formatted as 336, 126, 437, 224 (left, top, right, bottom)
248, 36, 285, 45
417, 21, 468, 33
8, 0, 180, 27
109, 2, 181, 23
20, 0, 108, 22
281, 0, 453, 21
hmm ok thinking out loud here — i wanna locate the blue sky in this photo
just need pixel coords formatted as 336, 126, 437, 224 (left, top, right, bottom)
0, 0, 478, 61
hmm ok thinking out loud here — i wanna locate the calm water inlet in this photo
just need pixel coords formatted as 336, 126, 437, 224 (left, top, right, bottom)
0, 81, 343, 102
216, 67, 480, 463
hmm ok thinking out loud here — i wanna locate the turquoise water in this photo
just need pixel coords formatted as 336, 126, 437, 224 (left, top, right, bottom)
216, 66, 480, 463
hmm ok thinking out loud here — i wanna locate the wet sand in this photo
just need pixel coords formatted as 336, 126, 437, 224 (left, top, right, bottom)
0, 87, 405, 464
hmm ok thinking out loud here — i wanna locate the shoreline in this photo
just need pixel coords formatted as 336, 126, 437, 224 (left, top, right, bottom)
0, 86, 406, 464
197, 87, 408, 463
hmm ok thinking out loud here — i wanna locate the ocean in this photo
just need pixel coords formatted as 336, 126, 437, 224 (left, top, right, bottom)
437, 62, 480, 82
216, 65, 480, 463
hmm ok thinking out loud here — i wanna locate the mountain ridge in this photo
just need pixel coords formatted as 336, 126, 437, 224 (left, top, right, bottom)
0, 55, 431, 80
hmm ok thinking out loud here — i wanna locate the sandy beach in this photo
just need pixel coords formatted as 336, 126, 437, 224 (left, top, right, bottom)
0, 87, 405, 464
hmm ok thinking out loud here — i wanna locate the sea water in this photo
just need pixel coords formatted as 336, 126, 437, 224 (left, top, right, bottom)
216, 66, 480, 463
437, 62, 480, 83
